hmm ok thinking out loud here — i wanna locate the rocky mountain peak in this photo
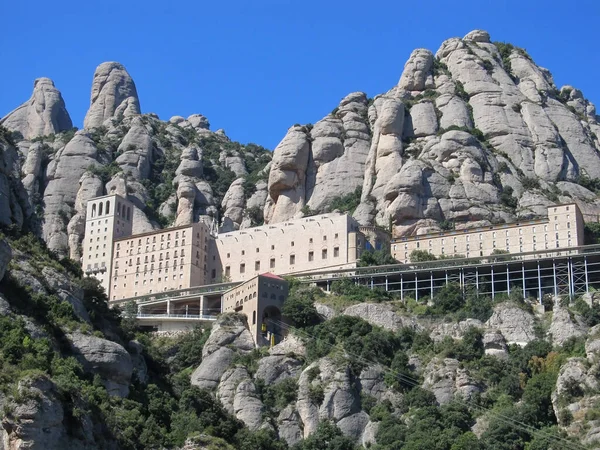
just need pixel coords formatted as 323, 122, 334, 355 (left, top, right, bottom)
83, 61, 140, 129
265, 29, 600, 237
1, 76, 72, 139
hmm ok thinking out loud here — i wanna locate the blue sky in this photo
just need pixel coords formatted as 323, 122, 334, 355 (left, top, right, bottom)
1, 0, 599, 150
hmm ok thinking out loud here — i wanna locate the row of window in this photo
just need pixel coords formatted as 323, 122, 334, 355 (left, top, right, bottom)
90, 200, 131, 220
223, 235, 341, 258
224, 248, 340, 275
397, 229, 573, 250
397, 239, 573, 260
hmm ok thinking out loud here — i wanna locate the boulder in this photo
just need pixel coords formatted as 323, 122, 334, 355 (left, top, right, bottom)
191, 346, 235, 390
482, 330, 508, 358
217, 366, 250, 414
67, 332, 133, 397
422, 358, 482, 404
485, 302, 536, 346
315, 302, 336, 320
233, 379, 265, 431
429, 319, 484, 342
548, 297, 587, 346
343, 303, 420, 331
1, 78, 72, 139
255, 355, 303, 385
398, 49, 434, 91
269, 334, 306, 357
277, 405, 303, 446
1, 376, 94, 449
83, 62, 140, 129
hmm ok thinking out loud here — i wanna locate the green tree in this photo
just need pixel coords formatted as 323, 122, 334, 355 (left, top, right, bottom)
292, 421, 355, 450
358, 249, 397, 267
282, 287, 322, 328
409, 249, 437, 262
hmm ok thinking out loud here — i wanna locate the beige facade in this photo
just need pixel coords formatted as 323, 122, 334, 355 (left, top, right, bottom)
212, 213, 366, 283
83, 194, 134, 296
222, 273, 289, 345
392, 204, 585, 262
109, 222, 213, 301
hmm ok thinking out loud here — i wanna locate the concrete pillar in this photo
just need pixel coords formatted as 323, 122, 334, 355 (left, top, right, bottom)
585, 256, 589, 294
415, 273, 418, 302
522, 263, 526, 299
537, 261, 542, 303
552, 261, 557, 296
200, 295, 206, 316
430, 272, 433, 300
167, 299, 171, 315
506, 266, 510, 295
491, 266, 495, 299
400, 275, 404, 302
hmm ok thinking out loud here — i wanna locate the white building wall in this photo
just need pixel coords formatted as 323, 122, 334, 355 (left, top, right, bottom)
392, 203, 584, 262
211, 213, 365, 283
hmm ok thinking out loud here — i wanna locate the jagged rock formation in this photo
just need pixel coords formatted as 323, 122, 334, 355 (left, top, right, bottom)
265, 30, 600, 237
3, 29, 600, 255
1, 62, 272, 257
485, 302, 536, 345
422, 357, 482, 404
1, 78, 72, 140
83, 62, 140, 129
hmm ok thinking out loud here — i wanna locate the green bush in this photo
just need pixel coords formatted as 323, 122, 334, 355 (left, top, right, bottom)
358, 249, 397, 267
292, 421, 354, 450
409, 249, 437, 262
282, 286, 322, 328
327, 186, 362, 214
521, 177, 540, 190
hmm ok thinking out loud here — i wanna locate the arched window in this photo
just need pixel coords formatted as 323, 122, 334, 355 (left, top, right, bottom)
105, 200, 110, 214
98, 202, 103, 216
127, 207, 131, 221
252, 311, 256, 325
122, 204, 126, 217
91, 203, 97, 217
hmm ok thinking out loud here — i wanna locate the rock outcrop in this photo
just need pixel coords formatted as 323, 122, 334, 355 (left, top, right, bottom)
67, 332, 133, 397
422, 357, 482, 404
191, 314, 254, 390
1, 78, 72, 140
485, 302, 536, 346
264, 30, 600, 234
548, 297, 588, 346
83, 62, 140, 129
343, 302, 420, 331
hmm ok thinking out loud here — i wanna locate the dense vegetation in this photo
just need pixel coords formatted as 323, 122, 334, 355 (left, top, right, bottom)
279, 277, 599, 450
0, 231, 283, 450
2, 227, 600, 449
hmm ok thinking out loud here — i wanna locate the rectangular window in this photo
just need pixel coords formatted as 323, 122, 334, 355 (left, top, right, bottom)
308, 251, 314, 262
240, 263, 245, 274
255, 261, 260, 271
322, 249, 328, 259
334, 247, 339, 257
270, 258, 275, 269
290, 255, 295, 265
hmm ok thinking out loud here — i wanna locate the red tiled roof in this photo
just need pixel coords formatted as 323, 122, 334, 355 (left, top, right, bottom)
260, 272, 285, 280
